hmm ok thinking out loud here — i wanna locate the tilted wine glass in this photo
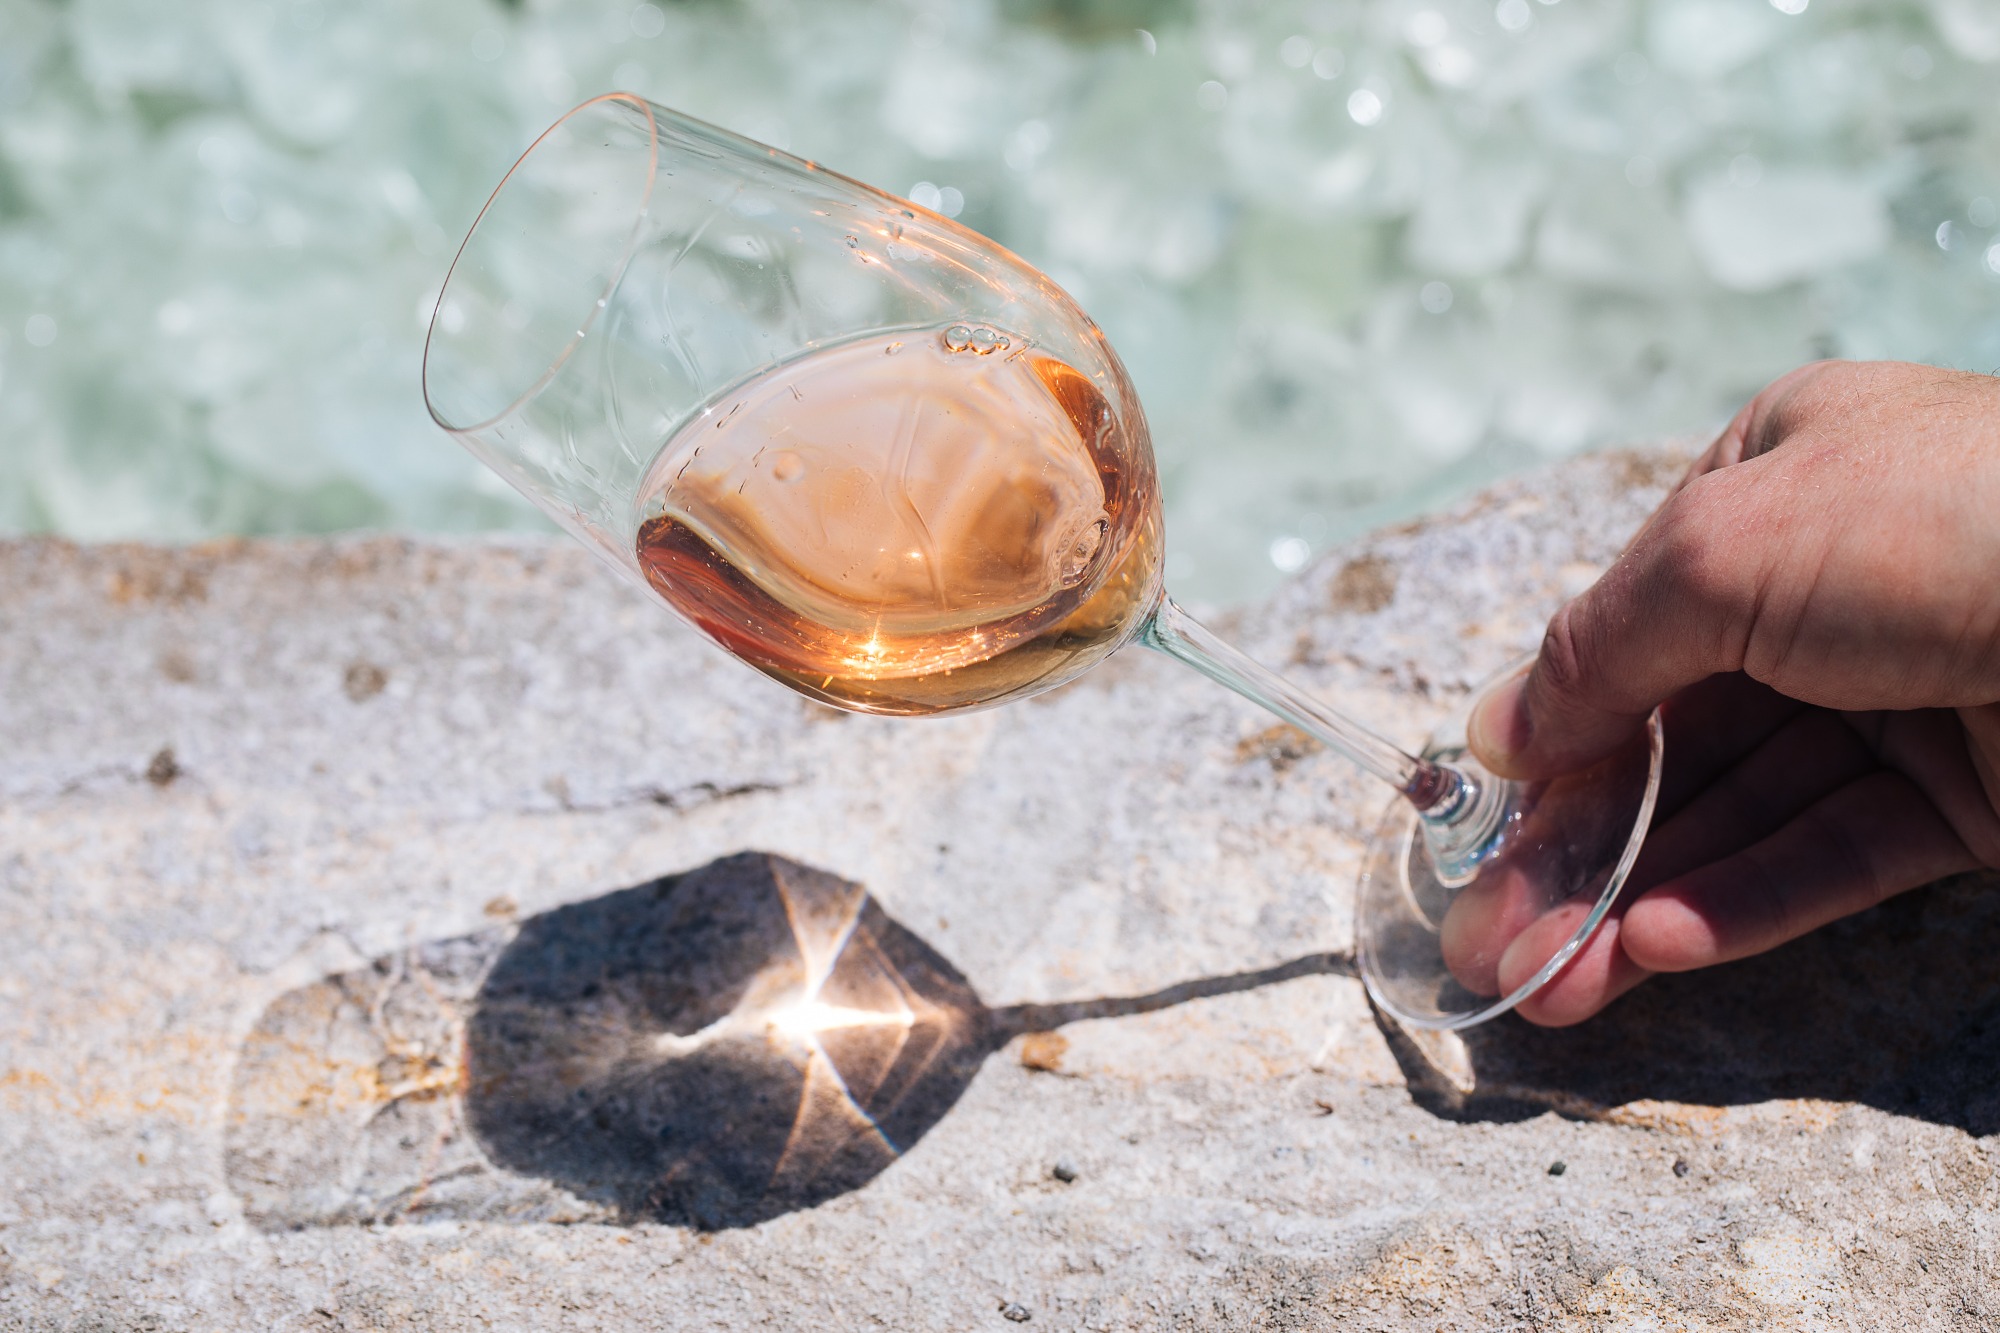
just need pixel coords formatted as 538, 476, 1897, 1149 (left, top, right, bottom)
422, 95, 1662, 1030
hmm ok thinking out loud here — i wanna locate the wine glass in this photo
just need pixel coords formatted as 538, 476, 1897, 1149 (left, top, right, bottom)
422, 95, 1662, 1031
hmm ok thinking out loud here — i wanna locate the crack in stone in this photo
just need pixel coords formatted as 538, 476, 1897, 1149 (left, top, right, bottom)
540, 778, 793, 816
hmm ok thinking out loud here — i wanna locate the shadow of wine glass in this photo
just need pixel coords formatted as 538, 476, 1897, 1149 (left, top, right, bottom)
226, 851, 1351, 1232
1380, 870, 2000, 1135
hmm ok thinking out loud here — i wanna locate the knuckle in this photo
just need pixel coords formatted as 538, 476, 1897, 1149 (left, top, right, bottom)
1535, 603, 1591, 704
1645, 479, 1754, 622
1734, 851, 1800, 957
1746, 360, 1841, 455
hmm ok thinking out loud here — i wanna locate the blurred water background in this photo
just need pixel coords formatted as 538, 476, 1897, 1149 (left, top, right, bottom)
2, 0, 1997, 603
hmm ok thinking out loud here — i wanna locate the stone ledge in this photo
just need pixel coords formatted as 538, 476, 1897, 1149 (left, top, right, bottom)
2, 443, 1994, 1330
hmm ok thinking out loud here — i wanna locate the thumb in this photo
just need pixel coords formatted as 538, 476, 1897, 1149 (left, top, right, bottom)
1468, 478, 1760, 779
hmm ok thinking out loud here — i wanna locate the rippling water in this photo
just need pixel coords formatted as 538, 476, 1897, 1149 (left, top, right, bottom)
2, 0, 1997, 601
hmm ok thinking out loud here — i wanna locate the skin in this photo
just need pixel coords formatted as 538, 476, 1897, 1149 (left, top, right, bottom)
1464, 360, 2000, 1026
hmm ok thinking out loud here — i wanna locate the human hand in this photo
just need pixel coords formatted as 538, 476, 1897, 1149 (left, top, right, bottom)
1466, 360, 2000, 1026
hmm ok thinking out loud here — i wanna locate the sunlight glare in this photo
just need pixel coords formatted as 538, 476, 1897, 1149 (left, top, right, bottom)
767, 997, 912, 1040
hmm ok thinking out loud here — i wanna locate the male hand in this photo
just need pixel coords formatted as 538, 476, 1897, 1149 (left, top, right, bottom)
1467, 360, 2000, 1026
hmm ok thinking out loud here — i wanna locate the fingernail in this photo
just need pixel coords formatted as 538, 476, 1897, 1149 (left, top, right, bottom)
1468, 672, 1530, 771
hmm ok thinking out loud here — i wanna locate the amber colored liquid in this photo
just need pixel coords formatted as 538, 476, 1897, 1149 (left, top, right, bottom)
634, 324, 1163, 714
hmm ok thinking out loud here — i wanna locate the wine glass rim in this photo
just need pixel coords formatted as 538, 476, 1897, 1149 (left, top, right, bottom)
422, 92, 660, 437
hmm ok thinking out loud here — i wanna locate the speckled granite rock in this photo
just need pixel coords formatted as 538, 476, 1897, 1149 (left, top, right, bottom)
3, 445, 1995, 1331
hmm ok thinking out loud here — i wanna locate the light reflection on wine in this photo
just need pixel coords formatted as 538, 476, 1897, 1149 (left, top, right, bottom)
632, 324, 1163, 716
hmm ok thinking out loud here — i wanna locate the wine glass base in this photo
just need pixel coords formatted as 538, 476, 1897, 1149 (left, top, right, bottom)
1356, 666, 1664, 1031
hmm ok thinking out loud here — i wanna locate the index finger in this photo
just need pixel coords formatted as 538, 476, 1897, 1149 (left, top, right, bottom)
1469, 466, 1768, 780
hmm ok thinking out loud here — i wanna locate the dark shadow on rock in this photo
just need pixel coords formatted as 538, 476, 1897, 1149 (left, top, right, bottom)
1384, 871, 2000, 1135
227, 851, 1352, 1232
462, 853, 993, 1230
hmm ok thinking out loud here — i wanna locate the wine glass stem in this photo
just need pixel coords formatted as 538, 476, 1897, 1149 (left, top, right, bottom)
1139, 596, 1466, 816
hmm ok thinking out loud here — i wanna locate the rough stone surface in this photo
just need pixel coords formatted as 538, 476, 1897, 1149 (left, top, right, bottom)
3, 445, 1997, 1330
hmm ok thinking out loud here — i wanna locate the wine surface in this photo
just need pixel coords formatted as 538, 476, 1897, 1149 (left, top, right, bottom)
634, 323, 1162, 714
